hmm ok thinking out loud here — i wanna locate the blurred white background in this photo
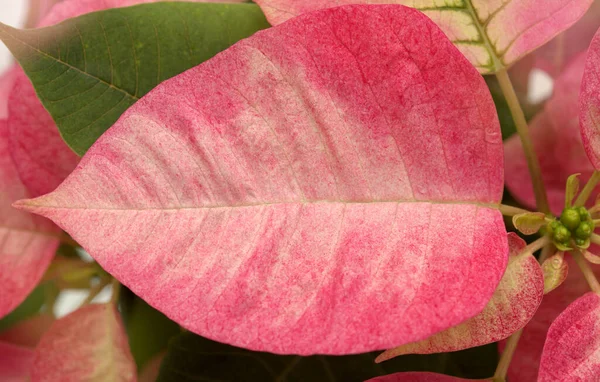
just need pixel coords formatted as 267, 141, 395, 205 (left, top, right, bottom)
0, 0, 554, 317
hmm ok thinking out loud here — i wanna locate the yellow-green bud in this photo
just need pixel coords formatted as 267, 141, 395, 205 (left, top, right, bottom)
575, 221, 594, 240
553, 224, 571, 244
577, 206, 591, 221
561, 208, 581, 231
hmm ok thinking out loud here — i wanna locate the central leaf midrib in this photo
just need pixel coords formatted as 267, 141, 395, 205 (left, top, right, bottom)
24, 199, 501, 211
463, 0, 504, 70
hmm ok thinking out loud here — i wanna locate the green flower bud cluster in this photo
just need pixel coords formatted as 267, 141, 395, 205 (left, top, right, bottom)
548, 207, 595, 250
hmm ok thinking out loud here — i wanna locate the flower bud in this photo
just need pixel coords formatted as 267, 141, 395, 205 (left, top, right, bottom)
553, 224, 571, 244
560, 208, 581, 231
575, 221, 594, 240
577, 206, 591, 221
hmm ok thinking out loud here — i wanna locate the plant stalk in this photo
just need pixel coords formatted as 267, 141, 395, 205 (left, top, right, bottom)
574, 170, 600, 207
573, 250, 600, 294
493, 328, 523, 381
498, 204, 532, 217
496, 69, 550, 214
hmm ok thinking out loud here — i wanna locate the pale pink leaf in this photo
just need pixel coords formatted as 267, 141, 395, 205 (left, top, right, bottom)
30, 304, 136, 382
542, 252, 569, 294
502, 255, 598, 381
0, 341, 34, 382
538, 292, 600, 381
7, 71, 79, 196
367, 372, 488, 382
376, 233, 543, 361
505, 53, 597, 215
0, 120, 59, 318
255, 0, 593, 73
16, 5, 508, 354
580, 26, 600, 169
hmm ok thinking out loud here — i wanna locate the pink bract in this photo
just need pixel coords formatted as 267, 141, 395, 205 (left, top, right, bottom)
0, 120, 59, 318
254, 0, 593, 73
538, 292, 600, 381
17, 5, 508, 354
503, 257, 597, 381
0, 341, 34, 382
505, 53, 596, 215
30, 304, 136, 382
376, 233, 543, 361
580, 25, 600, 169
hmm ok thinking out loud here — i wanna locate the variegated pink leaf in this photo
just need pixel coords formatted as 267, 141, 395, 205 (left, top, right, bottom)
581, 26, 600, 169
376, 233, 542, 361
505, 53, 596, 215
502, 255, 598, 381
0, 314, 54, 348
0, 120, 59, 318
16, 5, 508, 354
538, 292, 600, 381
367, 372, 487, 382
30, 304, 136, 382
0, 341, 34, 382
254, 0, 593, 73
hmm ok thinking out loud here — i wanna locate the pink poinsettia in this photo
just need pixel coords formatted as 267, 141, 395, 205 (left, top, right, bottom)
0, 0, 245, 320
16, 4, 510, 355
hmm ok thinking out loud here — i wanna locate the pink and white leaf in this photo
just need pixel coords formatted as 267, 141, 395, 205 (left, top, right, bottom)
0, 120, 59, 318
30, 304, 136, 382
503, 256, 598, 381
254, 0, 593, 73
16, 5, 508, 354
538, 292, 600, 381
580, 26, 600, 169
376, 233, 542, 361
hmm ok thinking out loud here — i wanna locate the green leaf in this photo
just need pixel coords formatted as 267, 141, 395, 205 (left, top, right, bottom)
512, 212, 547, 235
0, 2, 270, 155
156, 332, 498, 381
124, 296, 180, 369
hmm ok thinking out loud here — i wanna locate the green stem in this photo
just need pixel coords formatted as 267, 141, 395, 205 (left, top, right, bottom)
522, 235, 550, 255
498, 204, 532, 217
111, 278, 121, 305
496, 69, 550, 214
573, 250, 600, 294
77, 278, 110, 310
575, 171, 600, 207
493, 328, 523, 381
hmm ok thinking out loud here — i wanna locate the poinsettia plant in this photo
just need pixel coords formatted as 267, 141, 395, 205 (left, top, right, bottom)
2, 0, 600, 380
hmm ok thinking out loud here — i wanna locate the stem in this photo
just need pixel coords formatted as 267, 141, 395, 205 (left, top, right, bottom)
522, 235, 550, 255
111, 278, 121, 305
573, 250, 600, 294
493, 329, 523, 381
76, 278, 110, 310
496, 69, 550, 214
575, 171, 600, 207
590, 233, 600, 246
498, 204, 532, 217
538, 243, 555, 264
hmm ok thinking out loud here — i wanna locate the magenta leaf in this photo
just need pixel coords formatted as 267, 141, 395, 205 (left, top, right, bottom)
376, 233, 543, 361
580, 25, 600, 169
0, 341, 34, 381
255, 0, 593, 73
30, 304, 136, 381
538, 292, 600, 381
16, 5, 508, 354
367, 372, 489, 382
